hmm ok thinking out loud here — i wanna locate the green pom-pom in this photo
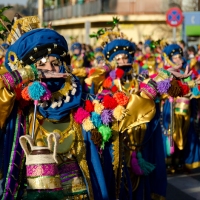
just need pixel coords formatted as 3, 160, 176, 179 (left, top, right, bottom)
98, 125, 112, 149
142, 64, 149, 69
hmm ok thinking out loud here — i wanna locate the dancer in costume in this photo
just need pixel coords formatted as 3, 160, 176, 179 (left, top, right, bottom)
160, 43, 200, 173
0, 14, 97, 200
77, 19, 168, 200
70, 41, 91, 87
99, 31, 167, 200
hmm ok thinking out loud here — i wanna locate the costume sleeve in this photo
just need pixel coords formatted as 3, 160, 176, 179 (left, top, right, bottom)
0, 77, 16, 129
119, 94, 156, 133
85, 68, 108, 94
72, 67, 88, 77
0, 65, 37, 128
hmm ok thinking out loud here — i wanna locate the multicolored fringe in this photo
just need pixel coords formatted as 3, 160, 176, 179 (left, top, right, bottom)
2, 111, 26, 199
58, 159, 88, 197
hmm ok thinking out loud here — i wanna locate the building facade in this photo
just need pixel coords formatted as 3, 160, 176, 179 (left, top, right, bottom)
43, 0, 182, 46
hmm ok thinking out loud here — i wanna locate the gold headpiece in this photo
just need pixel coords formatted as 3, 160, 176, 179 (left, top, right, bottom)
96, 30, 129, 49
90, 17, 129, 49
7, 14, 40, 45
159, 39, 169, 50
69, 36, 78, 45
162, 52, 176, 67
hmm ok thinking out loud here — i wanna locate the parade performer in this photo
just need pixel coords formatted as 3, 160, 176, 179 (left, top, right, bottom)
79, 18, 168, 200
160, 43, 200, 173
0, 13, 96, 200
70, 41, 91, 87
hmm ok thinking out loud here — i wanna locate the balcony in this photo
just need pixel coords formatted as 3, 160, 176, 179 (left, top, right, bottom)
43, 0, 169, 22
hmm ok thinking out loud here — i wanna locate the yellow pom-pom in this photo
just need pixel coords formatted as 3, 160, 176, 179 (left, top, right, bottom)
93, 100, 99, 104
82, 117, 95, 132
113, 105, 126, 121
94, 102, 104, 114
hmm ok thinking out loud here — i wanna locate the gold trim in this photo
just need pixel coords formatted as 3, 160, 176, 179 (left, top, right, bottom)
61, 51, 67, 57
73, 122, 94, 200
8, 51, 18, 65
48, 48, 52, 54
34, 113, 75, 154
185, 161, 200, 169
52, 77, 73, 100
27, 176, 61, 189
112, 121, 119, 177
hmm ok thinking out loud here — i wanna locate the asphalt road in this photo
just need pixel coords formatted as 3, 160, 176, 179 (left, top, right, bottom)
166, 168, 200, 200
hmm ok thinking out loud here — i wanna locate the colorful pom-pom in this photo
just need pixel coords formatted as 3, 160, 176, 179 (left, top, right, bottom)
111, 85, 118, 93
109, 70, 116, 80
21, 86, 31, 101
157, 79, 171, 94
103, 77, 113, 88
82, 117, 95, 132
101, 109, 113, 125
98, 125, 112, 149
85, 100, 94, 112
192, 86, 200, 96
116, 68, 124, 79
113, 92, 129, 106
91, 112, 102, 128
74, 107, 90, 124
113, 105, 126, 121
167, 79, 182, 97
40, 82, 52, 101
28, 81, 46, 100
94, 102, 104, 114
90, 129, 103, 147
177, 81, 190, 96
102, 95, 118, 109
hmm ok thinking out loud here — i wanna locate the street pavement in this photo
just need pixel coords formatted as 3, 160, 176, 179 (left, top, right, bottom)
166, 168, 200, 200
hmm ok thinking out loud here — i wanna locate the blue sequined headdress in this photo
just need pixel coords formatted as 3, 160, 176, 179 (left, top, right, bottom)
162, 43, 187, 68
5, 25, 81, 121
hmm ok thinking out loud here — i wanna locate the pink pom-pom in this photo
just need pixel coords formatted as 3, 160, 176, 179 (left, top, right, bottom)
74, 107, 90, 124
169, 96, 174, 103
40, 82, 52, 101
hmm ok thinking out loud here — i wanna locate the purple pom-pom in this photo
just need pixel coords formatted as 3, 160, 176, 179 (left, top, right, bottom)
141, 70, 149, 76
109, 70, 116, 80
157, 79, 171, 94
101, 109, 113, 125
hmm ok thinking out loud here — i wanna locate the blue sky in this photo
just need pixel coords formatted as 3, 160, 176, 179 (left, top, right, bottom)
1, 0, 27, 5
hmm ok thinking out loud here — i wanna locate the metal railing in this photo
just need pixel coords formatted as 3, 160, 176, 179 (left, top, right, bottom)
43, 0, 169, 22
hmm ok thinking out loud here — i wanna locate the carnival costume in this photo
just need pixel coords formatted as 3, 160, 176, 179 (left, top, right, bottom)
161, 43, 200, 173
0, 15, 96, 200
70, 42, 91, 88
76, 21, 168, 199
